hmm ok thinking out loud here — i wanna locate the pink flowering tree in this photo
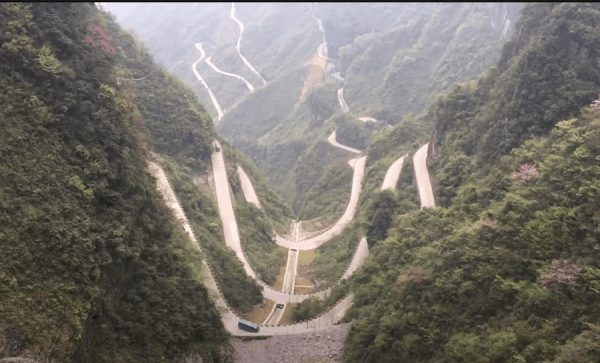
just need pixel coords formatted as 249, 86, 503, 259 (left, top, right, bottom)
591, 94, 600, 110
511, 163, 539, 184
540, 259, 584, 293
85, 23, 116, 54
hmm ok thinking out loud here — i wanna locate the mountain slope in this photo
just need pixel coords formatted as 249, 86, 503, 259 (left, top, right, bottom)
342, 3, 600, 362
0, 3, 232, 362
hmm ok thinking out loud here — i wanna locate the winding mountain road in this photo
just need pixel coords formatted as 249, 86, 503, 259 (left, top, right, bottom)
192, 43, 224, 120
230, 3, 267, 86
358, 116, 378, 123
414, 143, 436, 209
337, 88, 350, 113
237, 165, 261, 209
274, 155, 366, 250
205, 56, 255, 92
381, 155, 407, 190
327, 131, 360, 154
151, 135, 434, 335
149, 161, 353, 335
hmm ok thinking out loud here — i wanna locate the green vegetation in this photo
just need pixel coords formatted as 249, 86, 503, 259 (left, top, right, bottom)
336, 113, 385, 150
345, 110, 600, 363
341, 3, 600, 362
340, 3, 523, 126
308, 223, 364, 288
0, 3, 232, 362
159, 157, 263, 312
221, 140, 295, 228
300, 160, 352, 222
219, 66, 308, 139
291, 281, 350, 322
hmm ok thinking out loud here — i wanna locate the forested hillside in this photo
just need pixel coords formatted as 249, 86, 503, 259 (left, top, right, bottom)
226, 3, 523, 216
0, 3, 233, 362
342, 3, 600, 362
107, 3, 523, 219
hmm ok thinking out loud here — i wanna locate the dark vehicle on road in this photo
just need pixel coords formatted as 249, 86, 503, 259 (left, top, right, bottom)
238, 318, 260, 332
215, 145, 221, 152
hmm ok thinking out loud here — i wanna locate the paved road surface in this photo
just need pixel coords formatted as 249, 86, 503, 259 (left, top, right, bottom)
264, 304, 286, 326
237, 165, 261, 209
214, 147, 364, 302
206, 56, 255, 92
358, 116, 378, 122
332, 72, 345, 81
275, 156, 366, 250
230, 3, 267, 86
414, 143, 436, 209
327, 131, 360, 154
150, 159, 357, 335
282, 249, 298, 294
343, 237, 369, 279
381, 155, 406, 190
192, 43, 224, 120
337, 88, 350, 113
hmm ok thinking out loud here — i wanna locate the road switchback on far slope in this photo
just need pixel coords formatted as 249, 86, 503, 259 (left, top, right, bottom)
381, 155, 406, 190
413, 143, 436, 209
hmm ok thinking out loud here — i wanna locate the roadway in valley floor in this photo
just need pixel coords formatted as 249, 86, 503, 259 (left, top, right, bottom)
151, 135, 435, 336
282, 248, 299, 294
274, 155, 366, 250
149, 160, 356, 336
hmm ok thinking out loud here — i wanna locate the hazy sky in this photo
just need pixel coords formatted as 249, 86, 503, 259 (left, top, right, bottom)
101, 2, 141, 20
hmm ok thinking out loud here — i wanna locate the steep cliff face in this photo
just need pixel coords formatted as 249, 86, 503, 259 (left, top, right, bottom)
0, 3, 232, 362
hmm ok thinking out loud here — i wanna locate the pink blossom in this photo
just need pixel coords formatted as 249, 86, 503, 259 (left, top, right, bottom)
540, 260, 583, 292
511, 163, 539, 184
591, 94, 600, 110
85, 23, 116, 54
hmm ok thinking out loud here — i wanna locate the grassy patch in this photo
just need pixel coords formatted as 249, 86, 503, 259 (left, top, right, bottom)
278, 303, 298, 326
242, 298, 275, 325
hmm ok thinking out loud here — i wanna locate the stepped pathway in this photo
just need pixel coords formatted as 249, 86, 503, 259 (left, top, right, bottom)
282, 248, 299, 294
192, 43, 224, 120
205, 56, 255, 92
327, 131, 361, 154
381, 155, 407, 190
414, 143, 436, 209
230, 3, 267, 86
